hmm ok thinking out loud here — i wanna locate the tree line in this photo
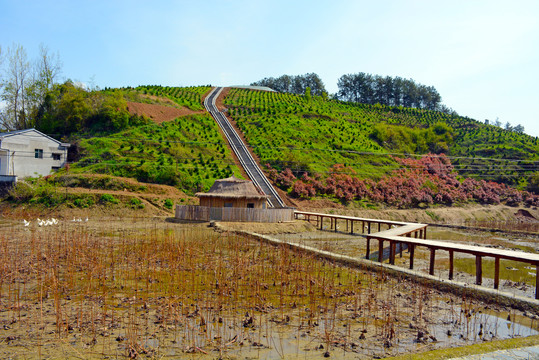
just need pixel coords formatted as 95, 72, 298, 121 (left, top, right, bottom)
0, 43, 146, 136
251, 72, 447, 112
484, 118, 525, 134
250, 73, 327, 97
336, 72, 443, 111
34, 81, 148, 136
0, 43, 62, 131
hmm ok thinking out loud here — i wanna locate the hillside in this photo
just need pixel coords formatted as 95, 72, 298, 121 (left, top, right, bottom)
6, 84, 536, 211
57, 86, 243, 194
223, 88, 539, 183
221, 87, 539, 207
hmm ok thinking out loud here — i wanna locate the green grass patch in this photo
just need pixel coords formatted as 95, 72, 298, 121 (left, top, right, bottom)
99, 194, 119, 205
129, 197, 145, 209
163, 198, 174, 209
425, 210, 441, 222
71, 195, 96, 208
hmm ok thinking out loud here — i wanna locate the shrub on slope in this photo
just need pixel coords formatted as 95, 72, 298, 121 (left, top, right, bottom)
270, 155, 539, 208
70, 114, 241, 193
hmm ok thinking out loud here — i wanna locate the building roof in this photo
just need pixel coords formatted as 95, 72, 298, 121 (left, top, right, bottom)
196, 176, 269, 199
0, 128, 70, 147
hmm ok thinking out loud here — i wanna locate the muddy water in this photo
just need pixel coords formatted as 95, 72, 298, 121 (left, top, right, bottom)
277, 225, 539, 299
1, 219, 538, 359
140, 305, 539, 360
427, 227, 539, 253
427, 227, 538, 296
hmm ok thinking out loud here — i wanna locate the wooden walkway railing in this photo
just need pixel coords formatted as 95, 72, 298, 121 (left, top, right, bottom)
294, 211, 539, 299
294, 211, 428, 238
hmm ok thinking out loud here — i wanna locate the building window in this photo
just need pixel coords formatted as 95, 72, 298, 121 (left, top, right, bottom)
35, 149, 43, 159
224, 202, 233, 208
52, 153, 61, 161
247, 203, 255, 208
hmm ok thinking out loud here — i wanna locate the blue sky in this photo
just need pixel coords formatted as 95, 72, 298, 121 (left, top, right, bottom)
1, 0, 538, 136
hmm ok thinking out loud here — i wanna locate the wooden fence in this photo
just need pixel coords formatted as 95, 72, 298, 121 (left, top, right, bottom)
175, 205, 295, 223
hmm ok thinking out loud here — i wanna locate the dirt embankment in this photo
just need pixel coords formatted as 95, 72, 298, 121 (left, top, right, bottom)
215, 86, 230, 112
291, 201, 539, 227
0, 174, 197, 220
127, 102, 204, 124
126, 88, 214, 124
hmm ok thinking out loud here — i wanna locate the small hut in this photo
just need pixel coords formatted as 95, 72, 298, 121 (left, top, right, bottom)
176, 176, 294, 222
196, 176, 269, 209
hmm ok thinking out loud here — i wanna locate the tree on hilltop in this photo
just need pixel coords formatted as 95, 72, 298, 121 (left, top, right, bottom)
337, 72, 442, 111
251, 73, 327, 97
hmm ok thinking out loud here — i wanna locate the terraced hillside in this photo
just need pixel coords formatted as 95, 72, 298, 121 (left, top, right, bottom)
72, 114, 240, 192
30, 84, 537, 208
223, 88, 539, 186
117, 85, 210, 111
58, 85, 242, 193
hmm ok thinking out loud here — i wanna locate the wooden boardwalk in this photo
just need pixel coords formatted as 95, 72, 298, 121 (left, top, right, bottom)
294, 211, 428, 238
294, 211, 539, 299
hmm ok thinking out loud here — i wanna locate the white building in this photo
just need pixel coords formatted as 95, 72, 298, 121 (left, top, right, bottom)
0, 129, 70, 182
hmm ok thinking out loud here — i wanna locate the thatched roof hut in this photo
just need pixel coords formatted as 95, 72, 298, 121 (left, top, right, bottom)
196, 176, 269, 209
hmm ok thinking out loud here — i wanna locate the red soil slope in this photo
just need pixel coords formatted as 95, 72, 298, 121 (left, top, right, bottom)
127, 102, 204, 124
